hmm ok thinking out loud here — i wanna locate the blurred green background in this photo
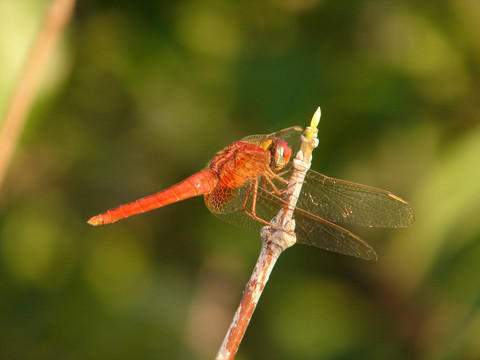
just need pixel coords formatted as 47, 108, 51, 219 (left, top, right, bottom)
1, 0, 480, 359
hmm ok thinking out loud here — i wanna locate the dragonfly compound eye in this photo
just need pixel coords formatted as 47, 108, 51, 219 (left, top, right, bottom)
262, 138, 292, 171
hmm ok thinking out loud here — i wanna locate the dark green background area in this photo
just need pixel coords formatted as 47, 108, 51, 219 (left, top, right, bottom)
1, 1, 480, 359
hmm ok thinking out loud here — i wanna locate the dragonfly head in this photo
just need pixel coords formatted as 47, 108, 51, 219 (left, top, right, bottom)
262, 138, 292, 171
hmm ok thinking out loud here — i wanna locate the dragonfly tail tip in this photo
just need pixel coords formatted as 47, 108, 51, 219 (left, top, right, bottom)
87, 215, 104, 226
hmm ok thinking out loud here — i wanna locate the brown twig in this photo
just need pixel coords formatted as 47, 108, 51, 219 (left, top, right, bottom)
215, 108, 321, 360
0, 0, 76, 191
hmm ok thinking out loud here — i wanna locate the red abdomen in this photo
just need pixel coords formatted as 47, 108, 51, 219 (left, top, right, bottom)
88, 170, 218, 225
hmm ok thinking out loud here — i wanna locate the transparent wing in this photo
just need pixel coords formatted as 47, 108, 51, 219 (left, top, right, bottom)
293, 207, 378, 260
205, 180, 277, 233
207, 180, 378, 260
297, 170, 415, 228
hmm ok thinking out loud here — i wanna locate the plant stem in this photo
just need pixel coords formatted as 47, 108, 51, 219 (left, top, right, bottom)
0, 0, 76, 191
215, 108, 321, 360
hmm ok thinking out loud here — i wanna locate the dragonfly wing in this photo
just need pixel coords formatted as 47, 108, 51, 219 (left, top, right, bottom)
206, 181, 280, 234
255, 189, 378, 260
294, 208, 378, 260
208, 183, 377, 260
297, 170, 415, 228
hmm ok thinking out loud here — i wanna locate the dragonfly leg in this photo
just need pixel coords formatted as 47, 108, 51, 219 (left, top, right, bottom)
259, 176, 280, 195
261, 171, 301, 198
267, 169, 289, 184
270, 168, 307, 190
242, 179, 275, 227
261, 175, 286, 195
275, 168, 307, 191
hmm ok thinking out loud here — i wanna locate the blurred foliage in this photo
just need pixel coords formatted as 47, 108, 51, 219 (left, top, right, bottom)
1, 0, 480, 359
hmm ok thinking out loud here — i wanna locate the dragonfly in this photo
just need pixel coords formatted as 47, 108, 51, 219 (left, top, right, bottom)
88, 126, 415, 260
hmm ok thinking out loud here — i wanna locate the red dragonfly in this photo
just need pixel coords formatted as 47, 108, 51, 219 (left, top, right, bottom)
88, 127, 414, 260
